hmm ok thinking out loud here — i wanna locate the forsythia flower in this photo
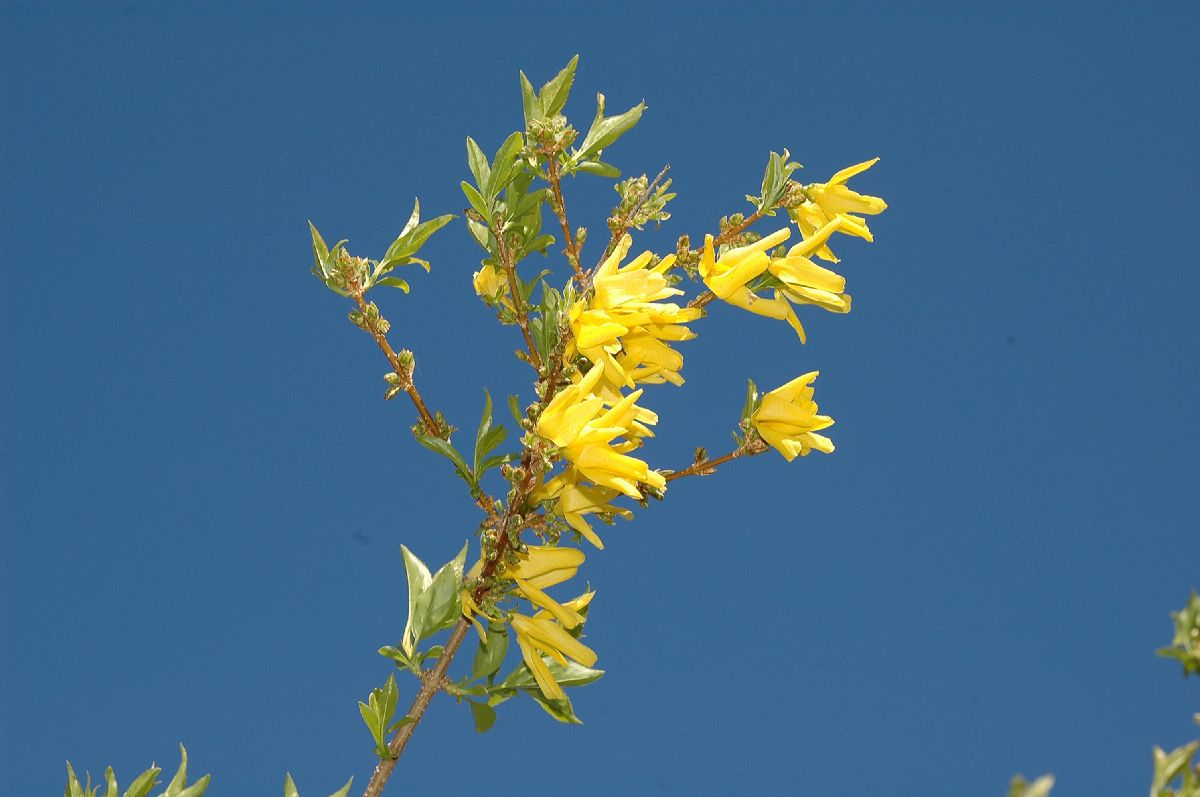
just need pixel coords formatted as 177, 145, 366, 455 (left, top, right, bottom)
569, 234, 701, 387
472, 262, 512, 308
503, 544, 588, 629
537, 362, 666, 500
532, 466, 632, 549
512, 610, 598, 701
701, 220, 856, 342
790, 158, 887, 262
751, 371, 835, 461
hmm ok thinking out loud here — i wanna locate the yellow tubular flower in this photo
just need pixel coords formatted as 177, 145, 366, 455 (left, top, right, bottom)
533, 468, 633, 549
768, 242, 852, 315
700, 232, 808, 341
569, 234, 701, 387
790, 158, 887, 263
751, 371, 835, 461
503, 545, 588, 628
537, 364, 666, 499
512, 612, 599, 701
472, 262, 512, 308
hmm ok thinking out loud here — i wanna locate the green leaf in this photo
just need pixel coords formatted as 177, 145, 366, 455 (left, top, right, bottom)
1008, 774, 1054, 797
65, 763, 86, 797
380, 212, 455, 272
283, 773, 300, 797
575, 160, 621, 178
461, 181, 492, 222
539, 55, 579, 118
121, 767, 160, 797
374, 277, 410, 292
378, 645, 414, 670
741, 378, 760, 422
308, 221, 329, 269
162, 745, 201, 797
573, 93, 645, 162
508, 394, 523, 424
473, 389, 495, 474
410, 543, 469, 638
412, 434, 473, 486
466, 137, 490, 190
519, 71, 537, 127
468, 700, 497, 733
327, 778, 354, 797
472, 621, 509, 682
479, 451, 519, 473
500, 658, 604, 691
171, 777, 211, 797
525, 688, 582, 724
103, 767, 118, 797
399, 197, 421, 239
484, 132, 525, 199
399, 545, 434, 656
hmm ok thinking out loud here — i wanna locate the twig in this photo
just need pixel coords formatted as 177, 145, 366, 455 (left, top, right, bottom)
594, 164, 671, 270
663, 440, 767, 482
545, 155, 586, 284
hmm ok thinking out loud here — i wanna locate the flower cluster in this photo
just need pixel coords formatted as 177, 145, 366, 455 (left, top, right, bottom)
790, 158, 888, 262
568, 234, 702, 388
533, 362, 664, 548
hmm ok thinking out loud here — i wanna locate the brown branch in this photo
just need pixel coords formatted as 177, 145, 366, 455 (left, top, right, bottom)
350, 288, 438, 434
359, 341, 569, 797
545, 155, 586, 284
494, 233, 543, 371
663, 440, 767, 483
594, 164, 671, 270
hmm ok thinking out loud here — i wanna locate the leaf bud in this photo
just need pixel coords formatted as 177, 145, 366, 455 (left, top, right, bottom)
398, 349, 415, 371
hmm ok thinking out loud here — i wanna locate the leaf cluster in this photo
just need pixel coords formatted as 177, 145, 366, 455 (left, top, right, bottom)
65, 746, 209, 797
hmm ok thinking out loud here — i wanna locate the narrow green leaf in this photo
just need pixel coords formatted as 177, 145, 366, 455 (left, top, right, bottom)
381, 213, 455, 270
65, 763, 85, 797
327, 777, 354, 797
411, 543, 469, 638
576, 160, 621, 178
525, 688, 582, 724
121, 767, 160, 797
359, 701, 382, 747
282, 773, 300, 797
461, 181, 492, 222
485, 132, 524, 199
741, 378, 759, 421
508, 394, 523, 424
399, 197, 421, 239
466, 137, 490, 189
539, 55, 579, 117
574, 94, 645, 161
171, 776, 210, 797
399, 545, 434, 656
519, 71, 537, 126
473, 389, 494, 474
479, 451, 518, 473
468, 700, 497, 733
102, 767, 118, 797
162, 745, 188, 796
412, 434, 473, 484
308, 221, 329, 269
374, 277, 410, 292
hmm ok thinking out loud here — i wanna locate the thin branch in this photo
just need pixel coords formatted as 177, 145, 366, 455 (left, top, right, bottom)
663, 440, 767, 482
494, 232, 543, 371
545, 154, 586, 284
350, 288, 439, 434
594, 164, 671, 270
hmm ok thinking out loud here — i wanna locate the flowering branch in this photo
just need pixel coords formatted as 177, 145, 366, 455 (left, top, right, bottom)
494, 232, 544, 371
663, 439, 768, 483
596, 163, 671, 268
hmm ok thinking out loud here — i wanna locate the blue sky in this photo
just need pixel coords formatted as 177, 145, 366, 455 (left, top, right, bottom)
2, 2, 1197, 795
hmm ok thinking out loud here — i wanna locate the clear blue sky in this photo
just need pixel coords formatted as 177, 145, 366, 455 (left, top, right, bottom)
2, 2, 1197, 795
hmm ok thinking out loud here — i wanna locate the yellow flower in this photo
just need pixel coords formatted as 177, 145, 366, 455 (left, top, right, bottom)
751, 371, 835, 461
511, 611, 598, 701
790, 158, 887, 263
472, 262, 512, 308
767, 239, 852, 315
700, 230, 806, 340
537, 363, 666, 499
503, 545, 588, 629
569, 234, 701, 387
533, 467, 632, 549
